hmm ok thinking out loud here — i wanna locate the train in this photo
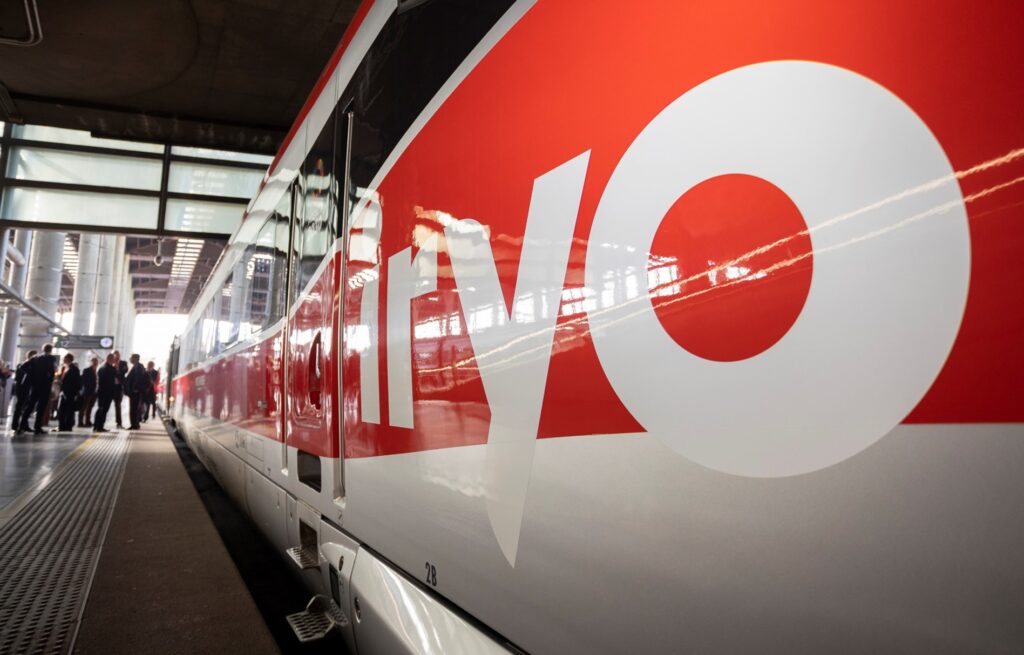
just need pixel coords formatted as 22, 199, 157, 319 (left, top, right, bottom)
169, 1, 1024, 652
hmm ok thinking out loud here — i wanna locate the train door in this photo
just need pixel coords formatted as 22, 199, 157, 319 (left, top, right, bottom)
335, 107, 354, 501
166, 336, 179, 412
286, 111, 339, 494
280, 186, 298, 470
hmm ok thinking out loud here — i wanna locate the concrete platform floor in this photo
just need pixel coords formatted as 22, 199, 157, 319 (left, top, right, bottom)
73, 422, 279, 654
0, 422, 91, 524
0, 396, 132, 514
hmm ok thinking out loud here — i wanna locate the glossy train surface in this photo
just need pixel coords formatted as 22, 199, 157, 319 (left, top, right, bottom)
171, 1, 1024, 652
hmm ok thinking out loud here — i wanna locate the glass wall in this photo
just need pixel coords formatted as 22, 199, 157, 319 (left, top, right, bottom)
9, 147, 163, 190
0, 122, 272, 237
165, 198, 246, 233
12, 124, 164, 153
171, 146, 272, 165
0, 187, 159, 230
168, 161, 263, 198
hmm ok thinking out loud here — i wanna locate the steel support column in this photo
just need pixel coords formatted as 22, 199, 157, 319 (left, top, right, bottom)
18, 230, 64, 360
0, 230, 33, 364
91, 234, 118, 337
122, 289, 136, 354
0, 230, 10, 282
108, 236, 126, 347
71, 233, 101, 334
118, 272, 132, 352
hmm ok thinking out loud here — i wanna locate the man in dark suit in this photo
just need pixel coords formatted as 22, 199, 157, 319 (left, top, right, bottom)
20, 344, 57, 435
112, 350, 127, 429
125, 353, 149, 430
56, 353, 81, 432
78, 356, 99, 427
143, 361, 159, 421
10, 350, 36, 432
93, 354, 118, 433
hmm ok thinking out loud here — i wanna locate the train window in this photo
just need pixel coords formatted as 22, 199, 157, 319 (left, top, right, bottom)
245, 225, 271, 333
210, 286, 223, 355
341, 0, 514, 191
271, 194, 291, 323
192, 316, 201, 365
337, 108, 354, 233
213, 271, 236, 352
222, 267, 245, 348
245, 217, 279, 333
188, 324, 199, 370
201, 301, 216, 360
292, 112, 337, 303
237, 198, 292, 337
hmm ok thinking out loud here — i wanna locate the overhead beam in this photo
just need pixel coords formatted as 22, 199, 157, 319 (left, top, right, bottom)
8, 95, 285, 154
0, 280, 69, 337
0, 220, 232, 242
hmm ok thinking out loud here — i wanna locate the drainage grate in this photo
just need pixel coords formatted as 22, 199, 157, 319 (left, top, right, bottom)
0, 432, 130, 655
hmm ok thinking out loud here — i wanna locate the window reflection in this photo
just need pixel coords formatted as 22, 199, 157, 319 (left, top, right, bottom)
560, 287, 596, 317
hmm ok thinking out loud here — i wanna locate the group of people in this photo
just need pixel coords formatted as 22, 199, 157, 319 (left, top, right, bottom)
7, 345, 160, 435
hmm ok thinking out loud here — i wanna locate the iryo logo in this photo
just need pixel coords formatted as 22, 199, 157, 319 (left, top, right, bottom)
353, 62, 970, 565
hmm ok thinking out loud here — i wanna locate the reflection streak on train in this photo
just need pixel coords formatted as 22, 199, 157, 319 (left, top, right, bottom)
170, 0, 1024, 653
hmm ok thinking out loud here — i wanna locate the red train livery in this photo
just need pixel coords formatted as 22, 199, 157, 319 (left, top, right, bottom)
172, 1, 1024, 653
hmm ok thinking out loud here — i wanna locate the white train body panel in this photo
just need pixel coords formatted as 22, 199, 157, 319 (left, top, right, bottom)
172, 1, 1024, 652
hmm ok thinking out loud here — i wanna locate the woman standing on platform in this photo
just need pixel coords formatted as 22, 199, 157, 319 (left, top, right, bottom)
56, 353, 81, 432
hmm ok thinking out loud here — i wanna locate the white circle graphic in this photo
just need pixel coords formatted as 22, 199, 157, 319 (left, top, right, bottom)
585, 61, 970, 477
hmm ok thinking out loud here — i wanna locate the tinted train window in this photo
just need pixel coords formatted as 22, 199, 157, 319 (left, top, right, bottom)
201, 301, 216, 360
270, 199, 291, 322
336, 109, 354, 236
246, 224, 273, 332
213, 278, 234, 353
223, 267, 247, 348
343, 0, 515, 190
245, 214, 290, 333
292, 114, 337, 302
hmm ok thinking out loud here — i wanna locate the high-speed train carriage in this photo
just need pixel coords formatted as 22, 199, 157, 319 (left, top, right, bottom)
170, 1, 1024, 652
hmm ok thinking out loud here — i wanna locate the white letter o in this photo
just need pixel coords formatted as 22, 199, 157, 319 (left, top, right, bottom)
585, 61, 970, 477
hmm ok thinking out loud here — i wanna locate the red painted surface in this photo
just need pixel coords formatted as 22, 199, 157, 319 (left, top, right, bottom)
173, 329, 285, 443
287, 254, 342, 458
649, 174, 813, 362
342, 0, 1024, 457
177, 1, 1024, 462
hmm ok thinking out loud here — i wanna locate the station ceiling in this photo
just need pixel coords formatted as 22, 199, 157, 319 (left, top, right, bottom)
3, 1, 358, 315
58, 235, 227, 316
0, 0, 360, 154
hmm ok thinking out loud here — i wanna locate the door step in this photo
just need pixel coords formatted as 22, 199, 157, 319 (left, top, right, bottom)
286, 595, 349, 643
286, 544, 319, 570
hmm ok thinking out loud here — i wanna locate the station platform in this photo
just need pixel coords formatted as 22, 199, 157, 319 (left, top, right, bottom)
0, 417, 279, 654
